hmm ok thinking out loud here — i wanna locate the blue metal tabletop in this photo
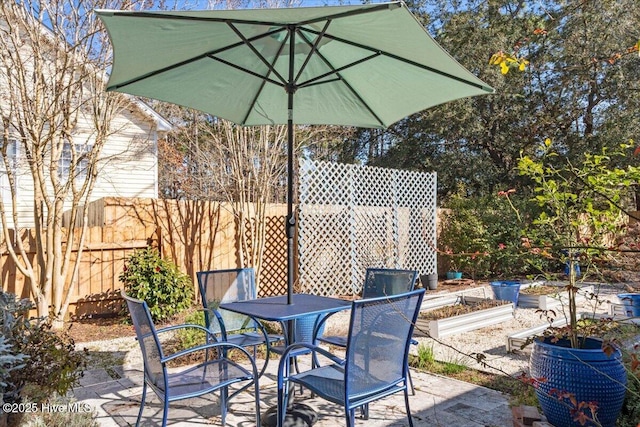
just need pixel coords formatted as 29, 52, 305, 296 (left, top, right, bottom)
219, 294, 351, 322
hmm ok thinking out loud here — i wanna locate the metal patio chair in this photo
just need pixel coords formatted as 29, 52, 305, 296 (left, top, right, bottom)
276, 289, 425, 427
197, 268, 283, 378
315, 268, 419, 397
121, 290, 261, 427
317, 268, 418, 347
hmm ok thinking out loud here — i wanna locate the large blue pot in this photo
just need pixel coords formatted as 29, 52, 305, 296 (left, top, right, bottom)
530, 337, 626, 427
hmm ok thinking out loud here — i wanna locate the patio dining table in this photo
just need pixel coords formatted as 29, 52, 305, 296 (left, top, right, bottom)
219, 293, 351, 323
219, 293, 351, 426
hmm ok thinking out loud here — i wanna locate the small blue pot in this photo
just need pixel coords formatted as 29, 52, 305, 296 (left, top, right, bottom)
446, 271, 462, 280
617, 293, 640, 317
490, 280, 521, 306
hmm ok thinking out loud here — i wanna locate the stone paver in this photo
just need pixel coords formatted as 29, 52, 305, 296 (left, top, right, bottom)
71, 355, 513, 427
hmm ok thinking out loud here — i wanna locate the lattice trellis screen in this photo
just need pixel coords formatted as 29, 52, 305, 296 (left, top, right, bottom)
298, 159, 437, 296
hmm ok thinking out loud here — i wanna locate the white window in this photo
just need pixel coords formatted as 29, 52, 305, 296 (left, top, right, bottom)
0, 139, 18, 173
59, 142, 92, 181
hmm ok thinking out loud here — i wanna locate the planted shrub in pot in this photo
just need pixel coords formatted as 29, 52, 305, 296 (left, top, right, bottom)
516, 140, 639, 426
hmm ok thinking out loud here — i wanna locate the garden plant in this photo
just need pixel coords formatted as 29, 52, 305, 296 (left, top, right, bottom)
0, 292, 89, 426
119, 247, 194, 322
511, 139, 640, 426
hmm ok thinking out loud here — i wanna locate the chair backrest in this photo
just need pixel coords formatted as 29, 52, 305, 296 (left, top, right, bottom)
197, 268, 257, 334
362, 268, 418, 298
121, 290, 166, 391
344, 289, 425, 399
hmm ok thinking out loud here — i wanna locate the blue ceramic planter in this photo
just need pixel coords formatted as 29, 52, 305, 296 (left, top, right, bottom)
530, 337, 626, 427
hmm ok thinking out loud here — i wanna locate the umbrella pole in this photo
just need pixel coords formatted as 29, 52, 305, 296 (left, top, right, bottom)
286, 104, 295, 307
286, 25, 296, 307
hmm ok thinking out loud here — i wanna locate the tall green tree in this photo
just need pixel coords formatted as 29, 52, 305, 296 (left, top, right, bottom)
359, 0, 640, 200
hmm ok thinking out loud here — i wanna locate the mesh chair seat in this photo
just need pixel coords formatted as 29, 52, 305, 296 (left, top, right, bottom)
290, 364, 403, 406
225, 331, 282, 348
164, 359, 254, 400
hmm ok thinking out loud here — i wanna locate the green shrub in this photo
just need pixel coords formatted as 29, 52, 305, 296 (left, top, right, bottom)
120, 247, 193, 322
0, 292, 87, 404
176, 309, 207, 349
439, 187, 551, 279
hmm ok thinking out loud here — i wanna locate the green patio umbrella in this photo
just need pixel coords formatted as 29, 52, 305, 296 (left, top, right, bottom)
96, 1, 494, 304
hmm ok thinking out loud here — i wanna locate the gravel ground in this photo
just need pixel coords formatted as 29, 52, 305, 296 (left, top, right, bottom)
411, 281, 632, 377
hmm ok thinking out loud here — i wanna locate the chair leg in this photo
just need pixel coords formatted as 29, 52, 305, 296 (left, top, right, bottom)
221, 386, 228, 426
346, 408, 355, 427
253, 376, 261, 426
161, 396, 170, 427
135, 382, 147, 427
260, 343, 271, 377
403, 389, 414, 427
360, 403, 369, 419
408, 365, 415, 395
277, 380, 289, 427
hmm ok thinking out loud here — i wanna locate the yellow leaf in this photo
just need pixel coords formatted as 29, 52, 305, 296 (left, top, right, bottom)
544, 138, 552, 147
519, 59, 529, 71
500, 62, 509, 74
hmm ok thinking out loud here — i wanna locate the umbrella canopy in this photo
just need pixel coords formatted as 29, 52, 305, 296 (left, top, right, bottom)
96, 1, 494, 302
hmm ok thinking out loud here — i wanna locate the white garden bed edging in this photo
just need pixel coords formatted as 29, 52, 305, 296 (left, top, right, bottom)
415, 296, 514, 339
505, 317, 568, 353
505, 309, 640, 353
517, 282, 594, 310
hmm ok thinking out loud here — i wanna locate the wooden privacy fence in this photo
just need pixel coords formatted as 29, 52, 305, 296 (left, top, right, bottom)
1, 197, 289, 318
1, 195, 453, 318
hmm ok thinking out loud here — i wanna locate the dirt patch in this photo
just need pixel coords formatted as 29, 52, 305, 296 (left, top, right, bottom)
66, 316, 136, 343
419, 298, 509, 320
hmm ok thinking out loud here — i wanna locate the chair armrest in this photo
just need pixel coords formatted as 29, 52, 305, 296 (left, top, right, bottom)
160, 340, 249, 363
155, 323, 211, 336
161, 341, 260, 382
312, 311, 337, 343
137, 323, 212, 343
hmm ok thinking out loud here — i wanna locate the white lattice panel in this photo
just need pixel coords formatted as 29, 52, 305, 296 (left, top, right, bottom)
298, 159, 437, 296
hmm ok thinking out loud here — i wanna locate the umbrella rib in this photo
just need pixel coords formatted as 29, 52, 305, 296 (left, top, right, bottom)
107, 52, 213, 91
304, 28, 493, 92
238, 26, 290, 124
207, 56, 284, 88
295, 29, 387, 126
226, 22, 288, 86
107, 27, 287, 91
293, 20, 332, 85
297, 52, 380, 88
290, 2, 400, 27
